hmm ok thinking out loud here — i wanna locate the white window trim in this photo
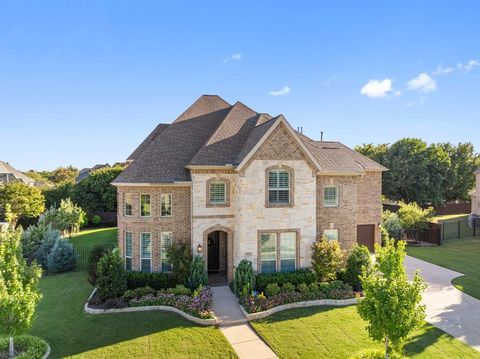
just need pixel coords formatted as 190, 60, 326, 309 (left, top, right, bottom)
140, 232, 152, 272
124, 193, 133, 217
323, 185, 339, 207
323, 229, 339, 241
268, 169, 291, 204
209, 181, 227, 204
140, 194, 151, 217
160, 193, 173, 217
125, 231, 133, 270
160, 231, 173, 272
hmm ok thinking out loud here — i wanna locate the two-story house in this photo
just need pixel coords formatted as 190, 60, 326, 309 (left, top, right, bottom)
112, 95, 386, 282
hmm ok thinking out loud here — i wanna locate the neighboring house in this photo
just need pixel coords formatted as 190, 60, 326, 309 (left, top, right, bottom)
113, 95, 386, 282
75, 164, 110, 183
0, 160, 36, 185
471, 168, 480, 215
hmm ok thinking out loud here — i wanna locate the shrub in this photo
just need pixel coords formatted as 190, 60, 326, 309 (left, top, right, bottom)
344, 245, 372, 291
88, 245, 110, 285
311, 238, 344, 282
166, 239, 192, 285
255, 269, 316, 293
96, 248, 127, 301
382, 210, 403, 240
233, 259, 255, 297
0, 335, 48, 359
186, 255, 208, 290
39, 198, 86, 235
163, 284, 191, 296
297, 282, 309, 294
309, 282, 319, 294
92, 215, 101, 225
21, 222, 49, 264
122, 286, 156, 302
265, 283, 280, 297
280, 282, 295, 293
33, 226, 61, 269
125, 271, 170, 290
47, 239, 75, 273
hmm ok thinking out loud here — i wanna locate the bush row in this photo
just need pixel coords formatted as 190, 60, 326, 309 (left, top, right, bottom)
255, 269, 316, 293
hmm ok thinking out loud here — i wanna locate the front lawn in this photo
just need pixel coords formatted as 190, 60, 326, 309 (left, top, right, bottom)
29, 272, 236, 358
251, 306, 480, 359
407, 237, 480, 299
70, 227, 117, 249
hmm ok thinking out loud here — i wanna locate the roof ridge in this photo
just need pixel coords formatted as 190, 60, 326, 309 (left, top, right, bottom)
173, 95, 231, 123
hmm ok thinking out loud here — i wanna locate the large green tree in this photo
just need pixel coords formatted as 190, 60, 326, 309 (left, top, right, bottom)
48, 166, 79, 184
73, 165, 124, 216
357, 239, 426, 358
0, 182, 45, 227
0, 227, 42, 357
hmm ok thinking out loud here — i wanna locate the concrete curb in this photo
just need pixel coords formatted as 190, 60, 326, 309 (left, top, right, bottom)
41, 343, 51, 359
240, 297, 359, 321
84, 288, 218, 326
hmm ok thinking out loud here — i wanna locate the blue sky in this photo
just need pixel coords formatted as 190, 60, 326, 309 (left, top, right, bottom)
1, 1, 479, 171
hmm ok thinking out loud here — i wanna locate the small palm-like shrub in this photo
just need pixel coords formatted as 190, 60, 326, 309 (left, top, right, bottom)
233, 259, 255, 296
186, 255, 208, 290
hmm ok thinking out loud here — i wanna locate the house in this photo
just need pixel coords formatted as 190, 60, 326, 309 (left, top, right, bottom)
0, 160, 36, 185
112, 95, 386, 282
76, 164, 110, 183
471, 168, 480, 215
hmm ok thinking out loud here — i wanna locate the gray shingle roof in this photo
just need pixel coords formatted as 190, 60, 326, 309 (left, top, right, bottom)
0, 161, 35, 184
113, 95, 386, 184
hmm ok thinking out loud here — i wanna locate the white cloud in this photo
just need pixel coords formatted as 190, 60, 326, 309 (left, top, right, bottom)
360, 79, 393, 98
432, 65, 454, 75
223, 53, 242, 64
458, 59, 479, 72
407, 73, 437, 92
269, 86, 291, 96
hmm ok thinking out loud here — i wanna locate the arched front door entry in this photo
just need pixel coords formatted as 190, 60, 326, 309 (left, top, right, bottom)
203, 226, 234, 285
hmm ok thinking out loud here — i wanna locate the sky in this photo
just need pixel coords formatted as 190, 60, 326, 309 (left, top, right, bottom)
1, 1, 479, 171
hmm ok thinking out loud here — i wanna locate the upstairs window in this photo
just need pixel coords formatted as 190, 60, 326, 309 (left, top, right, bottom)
161, 194, 172, 217
140, 194, 151, 217
268, 169, 290, 204
209, 181, 226, 204
140, 232, 151, 272
124, 193, 133, 216
324, 186, 339, 207
161, 231, 173, 272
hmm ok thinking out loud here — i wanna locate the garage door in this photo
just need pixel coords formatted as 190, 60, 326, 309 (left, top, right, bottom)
357, 224, 375, 252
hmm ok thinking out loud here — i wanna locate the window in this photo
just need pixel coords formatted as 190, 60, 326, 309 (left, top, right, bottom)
140, 194, 151, 217
268, 170, 290, 204
209, 181, 226, 204
140, 232, 151, 272
161, 194, 172, 217
125, 231, 133, 270
259, 231, 297, 273
324, 186, 339, 207
324, 229, 339, 241
280, 232, 296, 272
161, 231, 173, 272
260, 233, 277, 273
124, 193, 133, 216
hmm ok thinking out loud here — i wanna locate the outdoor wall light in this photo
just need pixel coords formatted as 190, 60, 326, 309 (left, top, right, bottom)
197, 244, 203, 253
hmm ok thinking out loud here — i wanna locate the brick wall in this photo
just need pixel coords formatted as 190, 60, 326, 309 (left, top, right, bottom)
116, 185, 191, 271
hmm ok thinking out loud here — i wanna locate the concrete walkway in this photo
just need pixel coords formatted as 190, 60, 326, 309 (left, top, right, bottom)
404, 255, 480, 352
211, 286, 278, 359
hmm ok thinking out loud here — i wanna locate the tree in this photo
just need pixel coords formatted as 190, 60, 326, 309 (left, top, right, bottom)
48, 166, 79, 184
73, 165, 124, 216
0, 182, 45, 227
166, 240, 193, 285
43, 182, 75, 209
355, 143, 389, 166
96, 249, 127, 301
0, 228, 42, 357
382, 211, 403, 240
397, 201, 433, 243
311, 237, 344, 282
357, 239, 426, 358
40, 198, 86, 235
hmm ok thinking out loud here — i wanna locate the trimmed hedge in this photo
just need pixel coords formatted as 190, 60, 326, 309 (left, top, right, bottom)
255, 269, 316, 293
125, 271, 174, 290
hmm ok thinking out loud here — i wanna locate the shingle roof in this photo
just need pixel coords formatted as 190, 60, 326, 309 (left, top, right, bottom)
113, 95, 386, 184
0, 161, 35, 184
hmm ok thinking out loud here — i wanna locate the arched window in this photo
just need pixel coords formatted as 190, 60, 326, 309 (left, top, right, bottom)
268, 169, 291, 204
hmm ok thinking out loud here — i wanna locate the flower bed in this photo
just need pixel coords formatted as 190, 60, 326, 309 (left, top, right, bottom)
0, 335, 49, 359
240, 280, 358, 314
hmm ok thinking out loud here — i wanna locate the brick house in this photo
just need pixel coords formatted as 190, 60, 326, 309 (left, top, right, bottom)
471, 168, 480, 215
112, 95, 386, 282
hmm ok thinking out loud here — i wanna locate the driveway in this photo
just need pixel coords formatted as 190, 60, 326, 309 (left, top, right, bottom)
404, 255, 480, 352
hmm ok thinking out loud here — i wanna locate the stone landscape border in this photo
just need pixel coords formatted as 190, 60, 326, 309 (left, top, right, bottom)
84, 288, 217, 326
42, 343, 51, 359
240, 298, 359, 321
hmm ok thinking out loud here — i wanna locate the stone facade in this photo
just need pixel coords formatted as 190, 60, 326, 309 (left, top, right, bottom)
116, 186, 191, 271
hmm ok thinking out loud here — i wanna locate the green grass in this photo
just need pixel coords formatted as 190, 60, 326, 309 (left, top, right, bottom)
408, 237, 480, 299
29, 271, 237, 358
251, 306, 480, 359
69, 227, 117, 249
431, 214, 469, 223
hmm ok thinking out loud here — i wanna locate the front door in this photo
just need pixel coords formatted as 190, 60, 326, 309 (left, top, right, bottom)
207, 231, 220, 272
